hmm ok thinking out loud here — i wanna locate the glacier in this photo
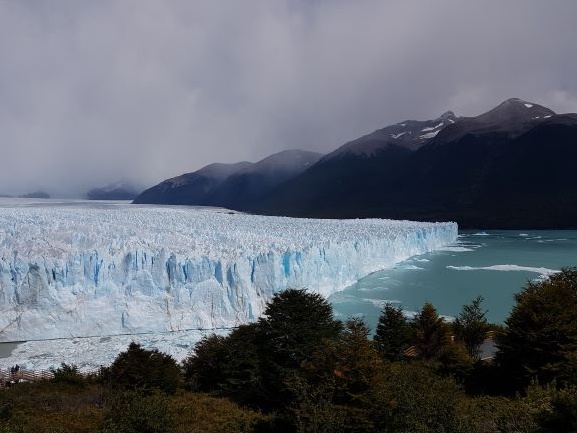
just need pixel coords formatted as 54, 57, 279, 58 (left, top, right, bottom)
0, 199, 457, 346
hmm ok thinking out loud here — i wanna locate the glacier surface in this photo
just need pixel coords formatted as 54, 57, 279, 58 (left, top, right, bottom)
0, 199, 457, 345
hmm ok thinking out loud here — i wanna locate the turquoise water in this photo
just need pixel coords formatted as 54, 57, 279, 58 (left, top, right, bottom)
329, 230, 577, 328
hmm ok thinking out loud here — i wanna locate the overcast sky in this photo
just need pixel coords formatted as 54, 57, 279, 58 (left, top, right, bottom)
1, 0, 576, 195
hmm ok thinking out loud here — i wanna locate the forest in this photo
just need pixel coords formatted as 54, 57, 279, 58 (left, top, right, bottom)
1, 268, 577, 433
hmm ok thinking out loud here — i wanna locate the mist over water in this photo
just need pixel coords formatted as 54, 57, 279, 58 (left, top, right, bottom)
329, 230, 577, 327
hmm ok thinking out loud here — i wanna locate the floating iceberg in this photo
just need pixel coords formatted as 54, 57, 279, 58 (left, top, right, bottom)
0, 200, 457, 342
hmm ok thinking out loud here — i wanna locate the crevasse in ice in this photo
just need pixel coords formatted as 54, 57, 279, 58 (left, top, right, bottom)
0, 201, 457, 341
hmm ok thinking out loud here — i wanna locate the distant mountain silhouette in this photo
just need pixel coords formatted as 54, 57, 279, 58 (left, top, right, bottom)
86, 179, 142, 200
19, 191, 51, 199
134, 98, 577, 228
134, 149, 323, 209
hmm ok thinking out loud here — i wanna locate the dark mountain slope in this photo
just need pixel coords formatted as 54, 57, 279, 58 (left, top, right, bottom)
392, 116, 577, 227
251, 99, 577, 228
208, 149, 323, 210
253, 144, 413, 218
429, 98, 555, 145
252, 112, 459, 218
134, 98, 577, 228
328, 110, 458, 157
133, 150, 322, 208
133, 161, 252, 205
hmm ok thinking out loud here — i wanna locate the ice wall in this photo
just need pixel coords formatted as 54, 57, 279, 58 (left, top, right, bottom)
0, 200, 457, 341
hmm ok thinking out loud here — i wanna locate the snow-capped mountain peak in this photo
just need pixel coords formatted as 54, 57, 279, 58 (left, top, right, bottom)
324, 111, 459, 159
473, 98, 555, 126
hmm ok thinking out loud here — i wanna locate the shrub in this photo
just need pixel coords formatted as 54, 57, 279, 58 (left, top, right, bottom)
104, 342, 180, 395
170, 393, 267, 433
51, 363, 85, 387
371, 362, 469, 433
101, 390, 174, 433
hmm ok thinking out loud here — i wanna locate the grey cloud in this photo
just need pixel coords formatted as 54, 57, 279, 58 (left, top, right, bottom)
0, 0, 576, 195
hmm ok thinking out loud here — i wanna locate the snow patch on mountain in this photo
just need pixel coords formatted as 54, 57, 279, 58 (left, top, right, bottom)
420, 130, 441, 140
325, 112, 459, 158
421, 122, 444, 132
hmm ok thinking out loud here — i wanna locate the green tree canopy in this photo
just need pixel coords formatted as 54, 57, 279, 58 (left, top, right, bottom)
182, 324, 262, 404
374, 303, 411, 361
182, 334, 228, 392
257, 289, 342, 408
453, 296, 490, 359
294, 318, 385, 432
411, 302, 451, 360
497, 267, 577, 391
104, 342, 180, 395
258, 289, 342, 369
182, 288, 342, 412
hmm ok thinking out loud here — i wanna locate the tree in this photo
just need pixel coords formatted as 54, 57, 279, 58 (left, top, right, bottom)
182, 334, 228, 392
104, 342, 180, 395
257, 289, 342, 409
258, 289, 342, 368
497, 268, 577, 391
294, 318, 385, 432
330, 318, 385, 431
334, 319, 384, 399
411, 302, 451, 360
374, 303, 411, 361
183, 324, 263, 405
216, 323, 262, 403
182, 289, 342, 412
453, 296, 490, 359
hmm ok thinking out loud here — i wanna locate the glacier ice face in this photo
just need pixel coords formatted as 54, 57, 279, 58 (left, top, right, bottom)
0, 199, 457, 342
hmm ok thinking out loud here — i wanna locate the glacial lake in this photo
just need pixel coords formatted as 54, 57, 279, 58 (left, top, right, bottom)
1, 229, 576, 370
330, 230, 577, 327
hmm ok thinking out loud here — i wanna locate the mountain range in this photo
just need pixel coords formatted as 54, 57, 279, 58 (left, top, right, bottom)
133, 149, 323, 210
134, 98, 577, 228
